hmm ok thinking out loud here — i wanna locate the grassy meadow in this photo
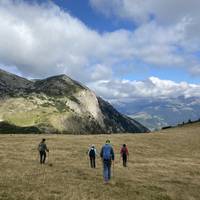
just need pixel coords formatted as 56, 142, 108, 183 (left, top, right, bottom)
0, 123, 200, 200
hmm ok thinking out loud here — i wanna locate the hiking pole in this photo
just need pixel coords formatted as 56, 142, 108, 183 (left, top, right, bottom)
119, 155, 122, 166
43, 162, 46, 184
48, 151, 53, 167
86, 154, 89, 168
86, 149, 89, 168
48, 151, 49, 164
37, 151, 40, 164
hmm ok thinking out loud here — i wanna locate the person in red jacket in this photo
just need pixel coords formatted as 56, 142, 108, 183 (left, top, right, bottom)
120, 144, 129, 167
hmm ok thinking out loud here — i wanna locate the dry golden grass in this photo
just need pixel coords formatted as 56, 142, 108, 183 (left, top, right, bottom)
0, 123, 200, 200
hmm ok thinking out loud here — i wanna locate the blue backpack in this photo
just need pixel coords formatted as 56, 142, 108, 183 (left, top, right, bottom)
103, 144, 112, 160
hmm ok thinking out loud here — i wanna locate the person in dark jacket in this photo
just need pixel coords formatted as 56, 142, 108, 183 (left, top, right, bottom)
100, 140, 115, 183
120, 144, 129, 167
88, 144, 98, 168
38, 138, 49, 164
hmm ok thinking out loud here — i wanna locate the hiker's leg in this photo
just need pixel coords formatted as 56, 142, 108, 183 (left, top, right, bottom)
43, 151, 46, 164
124, 155, 127, 167
39, 151, 43, 164
91, 158, 94, 168
123, 154, 127, 167
90, 157, 93, 168
93, 157, 96, 168
103, 161, 108, 182
91, 157, 94, 168
108, 160, 111, 180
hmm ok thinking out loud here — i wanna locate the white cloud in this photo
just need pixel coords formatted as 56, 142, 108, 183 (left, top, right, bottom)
88, 77, 200, 101
90, 0, 200, 26
130, 20, 187, 66
0, 0, 143, 81
0, 0, 144, 80
0, 0, 101, 79
90, 0, 200, 74
90, 0, 150, 23
0, 0, 198, 80
90, 64, 113, 81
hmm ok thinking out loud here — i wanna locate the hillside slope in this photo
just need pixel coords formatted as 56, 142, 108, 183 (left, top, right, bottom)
0, 69, 149, 134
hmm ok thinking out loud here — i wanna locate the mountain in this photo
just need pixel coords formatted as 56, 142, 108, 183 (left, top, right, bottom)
113, 97, 200, 131
0, 69, 149, 134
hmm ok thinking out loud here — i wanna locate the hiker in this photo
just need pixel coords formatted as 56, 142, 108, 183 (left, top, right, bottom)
88, 144, 98, 168
100, 140, 115, 183
38, 138, 49, 164
120, 144, 129, 167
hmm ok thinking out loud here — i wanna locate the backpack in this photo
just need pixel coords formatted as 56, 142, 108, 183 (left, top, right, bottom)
38, 143, 46, 152
103, 145, 112, 160
89, 148, 95, 157
121, 147, 127, 155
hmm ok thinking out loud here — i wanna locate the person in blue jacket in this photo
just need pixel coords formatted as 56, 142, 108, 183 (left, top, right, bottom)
100, 140, 115, 183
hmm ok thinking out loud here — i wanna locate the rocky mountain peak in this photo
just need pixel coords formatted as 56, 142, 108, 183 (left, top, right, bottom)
0, 68, 149, 134
33, 74, 86, 96
0, 69, 33, 95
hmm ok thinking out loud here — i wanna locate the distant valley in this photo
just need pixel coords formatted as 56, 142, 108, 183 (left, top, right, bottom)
113, 97, 200, 130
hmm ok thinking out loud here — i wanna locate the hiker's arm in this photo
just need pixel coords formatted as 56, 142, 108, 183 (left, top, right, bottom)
100, 147, 103, 160
87, 148, 90, 156
95, 149, 98, 156
111, 148, 115, 161
45, 144, 49, 152
126, 148, 129, 161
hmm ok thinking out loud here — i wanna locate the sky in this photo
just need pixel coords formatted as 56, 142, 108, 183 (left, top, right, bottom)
0, 0, 200, 101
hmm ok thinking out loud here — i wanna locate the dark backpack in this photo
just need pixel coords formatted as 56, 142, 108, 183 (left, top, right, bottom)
38, 143, 46, 152
89, 148, 95, 157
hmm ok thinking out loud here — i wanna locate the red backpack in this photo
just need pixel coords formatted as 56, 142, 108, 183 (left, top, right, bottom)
121, 147, 128, 155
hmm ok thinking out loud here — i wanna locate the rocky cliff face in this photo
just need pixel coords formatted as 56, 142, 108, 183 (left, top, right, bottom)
0, 69, 149, 134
